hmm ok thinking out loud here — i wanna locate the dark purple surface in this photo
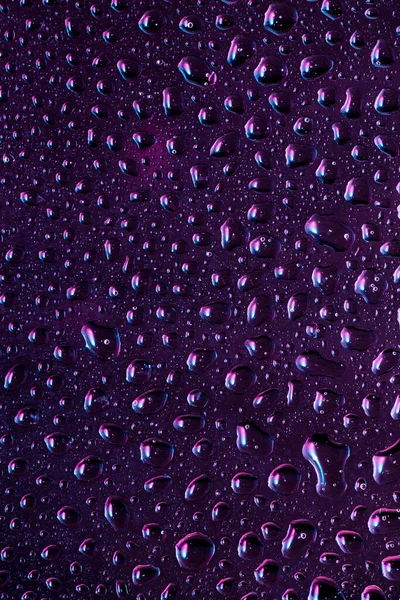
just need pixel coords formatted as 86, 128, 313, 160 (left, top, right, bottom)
1, 0, 400, 598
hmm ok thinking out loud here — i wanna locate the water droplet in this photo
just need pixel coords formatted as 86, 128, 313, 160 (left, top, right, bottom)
303, 433, 350, 498
175, 533, 215, 570
81, 322, 121, 360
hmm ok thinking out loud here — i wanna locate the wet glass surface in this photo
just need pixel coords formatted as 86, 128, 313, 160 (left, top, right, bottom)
1, 1, 400, 598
